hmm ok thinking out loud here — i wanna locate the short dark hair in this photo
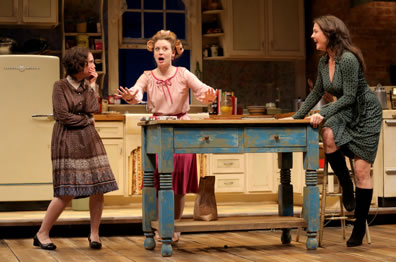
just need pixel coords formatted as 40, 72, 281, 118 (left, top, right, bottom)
62, 47, 90, 76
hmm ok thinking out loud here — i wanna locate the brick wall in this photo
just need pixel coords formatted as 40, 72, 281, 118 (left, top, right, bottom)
306, 0, 396, 87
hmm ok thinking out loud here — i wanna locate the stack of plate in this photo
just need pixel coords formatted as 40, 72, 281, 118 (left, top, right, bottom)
247, 106, 266, 115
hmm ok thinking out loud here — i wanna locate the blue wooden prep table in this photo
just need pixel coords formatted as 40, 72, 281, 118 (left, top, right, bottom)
138, 119, 319, 256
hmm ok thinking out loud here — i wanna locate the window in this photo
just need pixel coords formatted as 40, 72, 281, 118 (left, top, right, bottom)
121, 0, 187, 45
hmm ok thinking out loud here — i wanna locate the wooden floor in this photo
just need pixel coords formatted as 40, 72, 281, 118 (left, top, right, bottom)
2, 224, 396, 261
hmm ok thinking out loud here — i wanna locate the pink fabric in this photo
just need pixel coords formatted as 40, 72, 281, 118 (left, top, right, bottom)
132, 67, 213, 195
127, 67, 213, 116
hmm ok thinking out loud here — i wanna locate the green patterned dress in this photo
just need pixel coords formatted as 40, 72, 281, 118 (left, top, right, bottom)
293, 51, 382, 163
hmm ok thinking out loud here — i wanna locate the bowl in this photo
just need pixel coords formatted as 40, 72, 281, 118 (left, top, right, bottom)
247, 106, 266, 115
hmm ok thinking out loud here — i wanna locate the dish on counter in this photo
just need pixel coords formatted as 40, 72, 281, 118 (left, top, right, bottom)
247, 105, 266, 115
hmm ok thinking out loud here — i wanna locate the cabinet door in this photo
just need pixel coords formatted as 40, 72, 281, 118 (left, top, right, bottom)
226, 0, 265, 56
246, 153, 274, 192
102, 139, 124, 196
267, 0, 305, 57
0, 0, 18, 23
22, 0, 57, 24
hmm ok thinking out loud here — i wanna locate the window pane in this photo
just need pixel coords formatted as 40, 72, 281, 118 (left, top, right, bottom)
144, 1, 163, 10
166, 13, 185, 39
144, 13, 163, 38
166, 0, 185, 11
126, 0, 140, 9
122, 12, 142, 38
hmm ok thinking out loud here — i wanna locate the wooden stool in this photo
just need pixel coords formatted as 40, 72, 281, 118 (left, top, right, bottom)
297, 157, 371, 247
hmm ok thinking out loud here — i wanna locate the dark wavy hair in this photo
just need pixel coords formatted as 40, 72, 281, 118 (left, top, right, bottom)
62, 46, 90, 76
314, 15, 366, 71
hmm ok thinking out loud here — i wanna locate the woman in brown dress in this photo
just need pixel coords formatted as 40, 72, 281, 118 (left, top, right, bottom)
33, 47, 118, 250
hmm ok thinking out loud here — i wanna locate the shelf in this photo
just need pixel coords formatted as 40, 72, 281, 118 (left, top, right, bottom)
203, 33, 225, 37
203, 56, 227, 60
64, 32, 102, 36
202, 9, 224, 15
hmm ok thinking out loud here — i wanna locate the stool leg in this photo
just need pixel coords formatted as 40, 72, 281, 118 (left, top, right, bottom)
318, 159, 328, 247
365, 221, 371, 244
339, 183, 346, 240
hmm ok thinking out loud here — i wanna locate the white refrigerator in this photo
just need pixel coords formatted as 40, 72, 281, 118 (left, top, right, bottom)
0, 55, 59, 201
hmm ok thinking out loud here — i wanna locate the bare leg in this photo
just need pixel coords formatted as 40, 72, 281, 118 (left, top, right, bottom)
173, 194, 185, 242
353, 157, 372, 189
321, 127, 339, 153
36, 196, 74, 244
89, 193, 104, 242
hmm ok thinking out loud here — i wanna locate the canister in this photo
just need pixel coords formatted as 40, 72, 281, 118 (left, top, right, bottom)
76, 34, 89, 48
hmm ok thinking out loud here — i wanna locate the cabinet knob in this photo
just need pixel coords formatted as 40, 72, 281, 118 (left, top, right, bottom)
202, 136, 211, 142
273, 135, 280, 141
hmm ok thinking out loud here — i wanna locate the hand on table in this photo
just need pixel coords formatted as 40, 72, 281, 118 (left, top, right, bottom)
307, 113, 324, 128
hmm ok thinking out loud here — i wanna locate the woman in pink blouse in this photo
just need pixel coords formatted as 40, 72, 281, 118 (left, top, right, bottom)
117, 30, 216, 242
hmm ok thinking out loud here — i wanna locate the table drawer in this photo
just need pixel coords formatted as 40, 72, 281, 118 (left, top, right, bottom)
174, 128, 240, 148
244, 127, 306, 147
95, 122, 124, 138
210, 154, 245, 173
215, 174, 244, 192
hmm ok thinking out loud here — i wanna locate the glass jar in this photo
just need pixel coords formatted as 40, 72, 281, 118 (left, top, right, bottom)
220, 92, 233, 115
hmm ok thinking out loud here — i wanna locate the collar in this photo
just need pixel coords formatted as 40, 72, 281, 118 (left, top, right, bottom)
66, 75, 83, 90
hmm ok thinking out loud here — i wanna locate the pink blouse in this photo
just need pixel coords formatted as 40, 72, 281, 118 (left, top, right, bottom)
127, 67, 214, 119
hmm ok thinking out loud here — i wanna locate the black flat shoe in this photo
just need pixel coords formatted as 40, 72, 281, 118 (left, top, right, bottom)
33, 235, 56, 250
88, 236, 102, 249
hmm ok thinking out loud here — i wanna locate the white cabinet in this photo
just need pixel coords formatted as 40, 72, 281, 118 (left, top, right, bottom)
224, 0, 304, 58
267, 0, 305, 57
207, 152, 305, 194
225, 0, 265, 57
246, 153, 275, 192
95, 121, 125, 196
0, 0, 58, 26
210, 154, 246, 192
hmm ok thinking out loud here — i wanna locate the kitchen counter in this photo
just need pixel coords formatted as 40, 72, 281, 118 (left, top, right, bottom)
94, 113, 125, 121
107, 104, 208, 114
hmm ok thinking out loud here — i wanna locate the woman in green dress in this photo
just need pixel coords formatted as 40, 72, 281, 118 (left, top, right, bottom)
293, 15, 382, 247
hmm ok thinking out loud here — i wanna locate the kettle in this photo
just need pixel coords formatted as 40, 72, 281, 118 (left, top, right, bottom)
374, 83, 387, 110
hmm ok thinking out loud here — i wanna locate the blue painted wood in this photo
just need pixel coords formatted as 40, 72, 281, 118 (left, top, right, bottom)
174, 127, 240, 148
304, 125, 319, 170
158, 189, 174, 239
140, 120, 319, 255
157, 126, 174, 174
142, 187, 157, 232
303, 175, 320, 233
245, 127, 306, 147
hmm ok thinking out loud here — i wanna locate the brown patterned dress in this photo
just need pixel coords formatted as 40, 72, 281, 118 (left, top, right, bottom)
51, 78, 118, 197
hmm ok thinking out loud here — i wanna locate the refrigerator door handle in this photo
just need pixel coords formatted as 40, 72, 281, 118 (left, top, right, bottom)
32, 114, 54, 120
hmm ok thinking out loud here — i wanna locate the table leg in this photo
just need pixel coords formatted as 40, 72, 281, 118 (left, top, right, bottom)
158, 172, 173, 257
142, 170, 156, 250
304, 170, 319, 250
278, 153, 293, 244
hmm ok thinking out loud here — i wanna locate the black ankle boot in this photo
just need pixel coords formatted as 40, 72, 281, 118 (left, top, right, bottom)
347, 187, 373, 247
326, 151, 356, 211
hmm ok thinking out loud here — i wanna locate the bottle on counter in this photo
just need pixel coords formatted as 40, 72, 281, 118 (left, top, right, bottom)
194, 61, 202, 80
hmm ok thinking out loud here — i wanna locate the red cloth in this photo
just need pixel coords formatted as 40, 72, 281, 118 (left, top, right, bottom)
154, 153, 198, 195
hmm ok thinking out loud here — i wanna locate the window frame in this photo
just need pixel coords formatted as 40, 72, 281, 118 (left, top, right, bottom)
119, 0, 191, 50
